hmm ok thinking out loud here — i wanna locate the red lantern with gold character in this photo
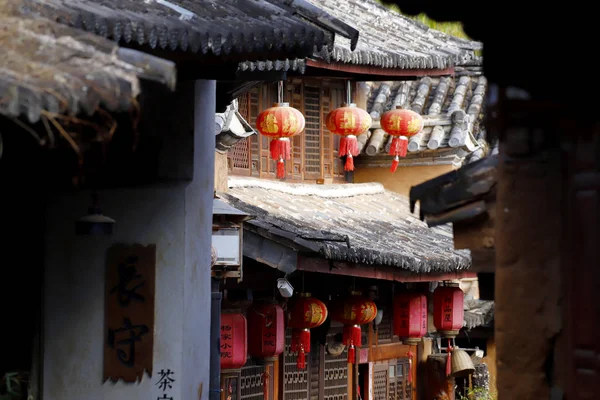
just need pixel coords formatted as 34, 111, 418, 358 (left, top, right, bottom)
330, 291, 377, 364
393, 292, 428, 344
287, 293, 328, 369
255, 102, 305, 179
433, 282, 464, 338
248, 302, 285, 360
220, 312, 247, 370
380, 106, 424, 172
326, 103, 372, 171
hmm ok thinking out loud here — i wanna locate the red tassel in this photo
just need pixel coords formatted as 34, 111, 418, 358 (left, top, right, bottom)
297, 345, 306, 369
407, 351, 414, 384
348, 344, 356, 364
340, 135, 359, 157
270, 138, 291, 160
276, 158, 285, 179
446, 340, 452, 376
262, 370, 270, 399
344, 154, 354, 171
390, 156, 399, 173
389, 136, 408, 157
343, 325, 362, 347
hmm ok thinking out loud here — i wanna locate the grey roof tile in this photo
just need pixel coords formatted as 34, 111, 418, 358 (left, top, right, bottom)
222, 176, 471, 273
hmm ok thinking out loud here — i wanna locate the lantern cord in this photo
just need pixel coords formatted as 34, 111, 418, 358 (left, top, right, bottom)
346, 80, 351, 104
278, 81, 283, 104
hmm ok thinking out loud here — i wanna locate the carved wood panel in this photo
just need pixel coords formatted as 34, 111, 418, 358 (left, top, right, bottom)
240, 359, 268, 400
104, 244, 156, 383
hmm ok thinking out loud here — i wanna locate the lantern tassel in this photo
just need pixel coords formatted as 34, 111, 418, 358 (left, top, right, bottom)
390, 155, 400, 173
343, 325, 362, 348
407, 351, 414, 384
276, 158, 285, 179
389, 136, 408, 157
270, 138, 291, 161
262, 369, 270, 400
344, 154, 355, 171
446, 340, 452, 377
348, 343, 356, 364
339, 135, 359, 157
297, 345, 306, 369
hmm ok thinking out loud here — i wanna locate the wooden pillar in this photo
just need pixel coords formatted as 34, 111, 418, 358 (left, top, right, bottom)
561, 112, 600, 399
493, 86, 563, 399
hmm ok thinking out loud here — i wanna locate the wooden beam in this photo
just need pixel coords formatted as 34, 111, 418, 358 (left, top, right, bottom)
369, 342, 414, 362
306, 59, 455, 77
297, 255, 477, 282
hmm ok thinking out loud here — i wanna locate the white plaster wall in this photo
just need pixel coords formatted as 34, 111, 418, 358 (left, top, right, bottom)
43, 186, 187, 400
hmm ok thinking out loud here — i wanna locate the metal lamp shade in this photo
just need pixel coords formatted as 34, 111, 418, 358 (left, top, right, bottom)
451, 348, 475, 377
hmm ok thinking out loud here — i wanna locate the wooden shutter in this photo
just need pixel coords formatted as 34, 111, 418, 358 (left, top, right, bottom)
329, 82, 345, 179
303, 82, 322, 180
373, 363, 389, 400
288, 80, 304, 180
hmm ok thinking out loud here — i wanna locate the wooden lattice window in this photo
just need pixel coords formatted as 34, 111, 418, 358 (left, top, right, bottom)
228, 80, 348, 182
282, 329, 311, 400
323, 345, 349, 400
376, 306, 393, 343
372, 359, 413, 400
240, 359, 272, 400
303, 84, 322, 179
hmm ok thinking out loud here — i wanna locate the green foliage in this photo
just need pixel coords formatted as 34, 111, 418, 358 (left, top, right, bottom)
374, 0, 473, 41
456, 387, 497, 400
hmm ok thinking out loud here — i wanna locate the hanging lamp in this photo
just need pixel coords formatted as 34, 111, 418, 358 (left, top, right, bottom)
380, 106, 424, 172
325, 81, 372, 171
255, 82, 305, 179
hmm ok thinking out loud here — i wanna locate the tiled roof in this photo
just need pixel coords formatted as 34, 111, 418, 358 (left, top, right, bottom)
239, 0, 482, 73
221, 176, 471, 273
355, 75, 488, 166
0, 5, 176, 122
15, 0, 358, 60
409, 154, 498, 227
464, 299, 494, 330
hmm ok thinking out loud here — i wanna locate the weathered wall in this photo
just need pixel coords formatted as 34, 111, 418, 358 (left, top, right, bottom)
354, 164, 455, 197
43, 80, 216, 400
44, 187, 186, 400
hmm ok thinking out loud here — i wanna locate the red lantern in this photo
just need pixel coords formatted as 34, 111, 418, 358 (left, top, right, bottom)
256, 102, 305, 179
287, 293, 328, 369
433, 283, 464, 338
330, 292, 377, 364
393, 292, 428, 345
326, 103, 372, 171
248, 302, 285, 360
220, 312, 247, 370
380, 106, 424, 172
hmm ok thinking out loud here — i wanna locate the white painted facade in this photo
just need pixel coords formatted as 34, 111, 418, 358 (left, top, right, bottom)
42, 81, 216, 400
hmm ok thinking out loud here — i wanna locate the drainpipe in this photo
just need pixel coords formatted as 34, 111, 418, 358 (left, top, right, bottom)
210, 278, 222, 400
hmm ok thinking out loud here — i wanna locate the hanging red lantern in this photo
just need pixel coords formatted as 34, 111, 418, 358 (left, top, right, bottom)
393, 292, 428, 345
326, 103, 372, 171
330, 291, 377, 364
380, 106, 424, 172
248, 302, 285, 360
255, 102, 305, 179
433, 283, 464, 338
287, 293, 328, 369
220, 312, 248, 370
